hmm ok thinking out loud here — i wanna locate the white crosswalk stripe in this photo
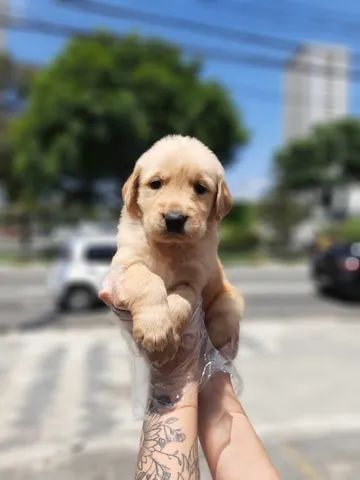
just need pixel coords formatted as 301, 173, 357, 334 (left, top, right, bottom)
0, 325, 276, 459
0, 329, 136, 457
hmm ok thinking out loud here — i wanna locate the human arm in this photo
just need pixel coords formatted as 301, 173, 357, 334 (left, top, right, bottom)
134, 304, 209, 480
198, 373, 280, 480
135, 379, 199, 480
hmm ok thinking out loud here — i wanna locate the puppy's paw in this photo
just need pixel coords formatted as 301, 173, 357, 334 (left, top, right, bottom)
147, 336, 180, 367
133, 307, 180, 364
207, 313, 240, 355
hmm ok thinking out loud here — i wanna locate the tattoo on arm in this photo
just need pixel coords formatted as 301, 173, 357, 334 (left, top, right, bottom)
136, 413, 199, 480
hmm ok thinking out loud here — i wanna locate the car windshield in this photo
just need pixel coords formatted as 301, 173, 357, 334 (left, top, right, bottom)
85, 244, 117, 263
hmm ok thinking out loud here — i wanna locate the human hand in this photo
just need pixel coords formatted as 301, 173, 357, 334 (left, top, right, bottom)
100, 266, 241, 408
100, 268, 208, 403
99, 265, 180, 365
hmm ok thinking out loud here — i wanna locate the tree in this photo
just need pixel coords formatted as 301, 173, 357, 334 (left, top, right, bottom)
320, 217, 360, 244
259, 187, 309, 248
0, 53, 35, 201
220, 201, 260, 251
274, 118, 360, 191
10, 32, 248, 205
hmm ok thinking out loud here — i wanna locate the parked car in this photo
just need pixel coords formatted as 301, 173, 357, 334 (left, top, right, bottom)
49, 235, 117, 311
311, 242, 360, 296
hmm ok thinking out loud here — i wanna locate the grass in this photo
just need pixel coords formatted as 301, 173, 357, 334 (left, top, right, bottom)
219, 249, 269, 265
0, 253, 50, 266
219, 249, 308, 266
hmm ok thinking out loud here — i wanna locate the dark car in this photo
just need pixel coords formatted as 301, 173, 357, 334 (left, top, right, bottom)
311, 242, 360, 296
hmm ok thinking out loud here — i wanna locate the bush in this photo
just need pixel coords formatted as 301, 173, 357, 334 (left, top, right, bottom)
318, 217, 360, 244
219, 201, 261, 251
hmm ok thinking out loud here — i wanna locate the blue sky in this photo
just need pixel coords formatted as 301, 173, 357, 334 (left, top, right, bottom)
6, 0, 360, 199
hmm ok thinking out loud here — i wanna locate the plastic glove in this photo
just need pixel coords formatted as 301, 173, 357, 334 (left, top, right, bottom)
99, 267, 242, 412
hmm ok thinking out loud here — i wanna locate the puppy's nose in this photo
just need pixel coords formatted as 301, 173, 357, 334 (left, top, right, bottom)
164, 212, 188, 233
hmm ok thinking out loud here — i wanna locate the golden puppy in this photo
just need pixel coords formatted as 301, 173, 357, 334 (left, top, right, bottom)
102, 135, 244, 363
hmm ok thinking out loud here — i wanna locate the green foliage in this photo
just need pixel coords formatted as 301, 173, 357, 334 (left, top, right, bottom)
220, 201, 260, 250
10, 32, 248, 205
259, 188, 309, 247
0, 53, 36, 202
274, 118, 360, 191
320, 218, 360, 244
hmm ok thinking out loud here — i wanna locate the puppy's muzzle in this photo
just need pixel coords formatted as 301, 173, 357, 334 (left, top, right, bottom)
163, 212, 188, 234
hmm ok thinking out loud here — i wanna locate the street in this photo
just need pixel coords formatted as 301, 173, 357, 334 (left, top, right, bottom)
0, 264, 359, 479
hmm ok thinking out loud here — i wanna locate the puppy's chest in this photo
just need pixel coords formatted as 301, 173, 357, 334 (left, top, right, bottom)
148, 251, 203, 289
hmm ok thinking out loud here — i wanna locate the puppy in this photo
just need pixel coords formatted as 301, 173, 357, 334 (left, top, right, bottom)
101, 135, 244, 363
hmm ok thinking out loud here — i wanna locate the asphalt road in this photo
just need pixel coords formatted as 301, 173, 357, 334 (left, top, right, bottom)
1, 263, 359, 331
0, 263, 359, 479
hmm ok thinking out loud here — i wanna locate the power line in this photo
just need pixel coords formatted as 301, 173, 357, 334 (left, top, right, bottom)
56, 0, 299, 53
58, 0, 360, 67
0, 13, 90, 37
1, 13, 359, 82
196, 0, 360, 59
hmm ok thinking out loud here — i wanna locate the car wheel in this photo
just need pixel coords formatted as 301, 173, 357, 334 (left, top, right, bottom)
61, 286, 95, 311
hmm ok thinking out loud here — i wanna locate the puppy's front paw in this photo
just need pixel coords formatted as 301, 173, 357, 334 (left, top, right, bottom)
133, 307, 180, 364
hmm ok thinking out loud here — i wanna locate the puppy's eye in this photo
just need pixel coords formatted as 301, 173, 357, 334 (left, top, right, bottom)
194, 183, 207, 195
149, 179, 162, 190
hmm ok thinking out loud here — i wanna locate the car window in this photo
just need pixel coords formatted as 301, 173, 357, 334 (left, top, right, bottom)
57, 245, 72, 261
85, 245, 117, 263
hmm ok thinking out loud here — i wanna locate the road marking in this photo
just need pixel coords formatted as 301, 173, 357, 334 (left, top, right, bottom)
1, 414, 360, 471
40, 341, 87, 445
0, 423, 141, 470
0, 340, 51, 443
240, 282, 312, 295
282, 442, 324, 480
0, 324, 359, 466
256, 414, 360, 439
0, 286, 45, 300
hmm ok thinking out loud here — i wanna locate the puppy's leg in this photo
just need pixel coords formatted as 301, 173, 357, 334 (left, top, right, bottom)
110, 262, 179, 359
167, 283, 199, 336
205, 282, 244, 354
203, 263, 244, 356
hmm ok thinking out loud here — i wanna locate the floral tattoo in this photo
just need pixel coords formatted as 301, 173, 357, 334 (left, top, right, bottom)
136, 413, 199, 480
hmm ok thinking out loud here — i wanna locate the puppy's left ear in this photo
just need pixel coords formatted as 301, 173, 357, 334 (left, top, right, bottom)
122, 166, 141, 218
215, 178, 232, 221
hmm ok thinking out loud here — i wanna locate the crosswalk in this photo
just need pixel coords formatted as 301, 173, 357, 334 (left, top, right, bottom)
0, 323, 282, 463
0, 329, 140, 464
2, 317, 359, 472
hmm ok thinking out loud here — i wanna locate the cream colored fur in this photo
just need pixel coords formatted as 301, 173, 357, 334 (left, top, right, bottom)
102, 135, 244, 363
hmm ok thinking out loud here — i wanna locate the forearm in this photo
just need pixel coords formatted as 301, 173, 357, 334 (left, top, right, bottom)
198, 373, 280, 480
135, 381, 199, 480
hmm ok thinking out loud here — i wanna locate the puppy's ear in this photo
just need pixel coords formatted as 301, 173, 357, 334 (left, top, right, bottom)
122, 166, 141, 218
215, 178, 232, 221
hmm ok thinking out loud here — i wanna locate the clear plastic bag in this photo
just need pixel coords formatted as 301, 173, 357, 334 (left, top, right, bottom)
100, 268, 242, 416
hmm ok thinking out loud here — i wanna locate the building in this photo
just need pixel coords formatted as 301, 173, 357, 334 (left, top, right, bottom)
331, 183, 360, 218
284, 44, 349, 142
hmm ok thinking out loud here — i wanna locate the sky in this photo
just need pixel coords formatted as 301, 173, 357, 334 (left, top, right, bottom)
4, 0, 360, 200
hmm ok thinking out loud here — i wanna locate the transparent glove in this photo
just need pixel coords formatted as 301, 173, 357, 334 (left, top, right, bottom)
99, 267, 242, 414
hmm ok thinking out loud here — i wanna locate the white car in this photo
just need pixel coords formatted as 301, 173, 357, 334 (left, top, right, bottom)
49, 235, 117, 311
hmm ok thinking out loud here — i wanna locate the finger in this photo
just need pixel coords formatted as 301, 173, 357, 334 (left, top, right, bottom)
98, 287, 113, 306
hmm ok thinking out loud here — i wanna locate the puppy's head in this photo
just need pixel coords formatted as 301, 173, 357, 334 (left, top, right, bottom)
122, 135, 232, 244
